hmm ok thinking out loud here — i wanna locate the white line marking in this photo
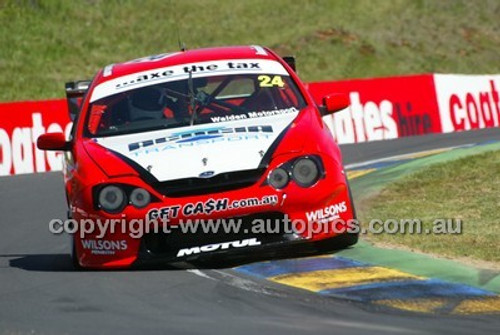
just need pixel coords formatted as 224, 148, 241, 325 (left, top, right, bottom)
187, 269, 215, 281
212, 270, 285, 297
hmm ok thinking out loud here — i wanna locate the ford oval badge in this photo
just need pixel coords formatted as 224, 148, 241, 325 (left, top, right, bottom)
199, 170, 215, 178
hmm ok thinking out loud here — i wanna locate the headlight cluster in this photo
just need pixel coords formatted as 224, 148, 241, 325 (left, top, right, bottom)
267, 156, 323, 189
96, 185, 152, 213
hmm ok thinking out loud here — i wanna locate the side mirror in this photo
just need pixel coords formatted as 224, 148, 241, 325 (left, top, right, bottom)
321, 93, 350, 116
37, 133, 71, 151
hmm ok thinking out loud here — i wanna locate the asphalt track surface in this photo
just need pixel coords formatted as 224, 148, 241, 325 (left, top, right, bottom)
1, 128, 500, 335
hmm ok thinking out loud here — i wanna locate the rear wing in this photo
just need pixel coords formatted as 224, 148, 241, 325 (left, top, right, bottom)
65, 80, 91, 121
282, 56, 296, 72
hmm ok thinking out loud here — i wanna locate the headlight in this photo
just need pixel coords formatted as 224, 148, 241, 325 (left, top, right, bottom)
98, 185, 127, 213
130, 188, 151, 208
268, 167, 289, 189
292, 158, 319, 187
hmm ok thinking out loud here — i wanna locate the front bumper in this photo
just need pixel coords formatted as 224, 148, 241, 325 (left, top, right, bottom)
135, 230, 359, 269
71, 155, 355, 269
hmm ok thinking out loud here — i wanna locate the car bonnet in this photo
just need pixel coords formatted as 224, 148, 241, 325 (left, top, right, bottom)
90, 110, 300, 182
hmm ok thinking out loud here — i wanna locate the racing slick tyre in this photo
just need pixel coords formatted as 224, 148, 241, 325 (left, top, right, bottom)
341, 179, 359, 247
67, 210, 83, 271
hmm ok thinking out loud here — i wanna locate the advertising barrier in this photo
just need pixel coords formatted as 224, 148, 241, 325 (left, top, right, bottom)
0, 99, 70, 176
1, 74, 499, 176
434, 74, 500, 133
308, 74, 441, 144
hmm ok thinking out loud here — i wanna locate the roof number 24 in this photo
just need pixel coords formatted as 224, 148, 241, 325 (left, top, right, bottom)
258, 75, 285, 88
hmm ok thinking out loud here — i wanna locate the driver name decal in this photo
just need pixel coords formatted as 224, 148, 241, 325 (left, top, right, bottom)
210, 107, 299, 123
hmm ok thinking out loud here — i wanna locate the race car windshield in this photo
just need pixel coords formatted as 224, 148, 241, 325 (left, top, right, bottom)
86, 73, 306, 137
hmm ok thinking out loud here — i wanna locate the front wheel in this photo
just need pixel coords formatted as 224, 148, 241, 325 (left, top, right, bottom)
343, 180, 359, 248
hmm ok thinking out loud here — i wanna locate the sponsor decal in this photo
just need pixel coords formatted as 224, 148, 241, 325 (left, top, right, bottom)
115, 61, 261, 90
81, 239, 128, 255
210, 107, 298, 123
147, 205, 182, 221
90, 59, 289, 102
94, 111, 296, 182
147, 195, 279, 221
435, 75, 500, 132
127, 125, 274, 155
176, 238, 262, 257
306, 201, 348, 223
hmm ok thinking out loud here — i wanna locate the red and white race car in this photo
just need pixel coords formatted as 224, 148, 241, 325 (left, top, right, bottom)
38, 45, 357, 269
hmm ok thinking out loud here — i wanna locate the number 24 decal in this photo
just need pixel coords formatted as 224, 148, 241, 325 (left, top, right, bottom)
258, 75, 285, 88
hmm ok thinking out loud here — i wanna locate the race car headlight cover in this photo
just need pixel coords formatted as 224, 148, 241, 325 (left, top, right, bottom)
98, 185, 127, 213
130, 188, 151, 208
94, 184, 156, 213
268, 167, 290, 189
292, 158, 320, 187
268, 155, 323, 189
